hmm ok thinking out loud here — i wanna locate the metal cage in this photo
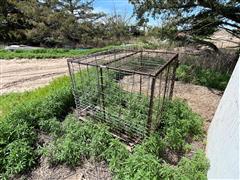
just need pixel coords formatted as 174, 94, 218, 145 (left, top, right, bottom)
67, 48, 179, 143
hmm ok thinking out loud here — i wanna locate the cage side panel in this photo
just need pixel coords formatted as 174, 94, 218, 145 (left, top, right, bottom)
152, 56, 179, 131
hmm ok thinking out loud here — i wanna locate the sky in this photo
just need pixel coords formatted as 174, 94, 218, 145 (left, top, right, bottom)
94, 0, 133, 17
93, 0, 160, 26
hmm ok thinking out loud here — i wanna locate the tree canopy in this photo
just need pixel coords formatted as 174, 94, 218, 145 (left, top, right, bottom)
130, 0, 240, 49
0, 0, 139, 47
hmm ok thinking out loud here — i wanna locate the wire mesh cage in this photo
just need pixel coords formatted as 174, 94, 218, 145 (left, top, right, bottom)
67, 48, 179, 143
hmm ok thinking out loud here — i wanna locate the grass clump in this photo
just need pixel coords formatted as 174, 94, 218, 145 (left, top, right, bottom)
0, 75, 72, 118
176, 64, 230, 91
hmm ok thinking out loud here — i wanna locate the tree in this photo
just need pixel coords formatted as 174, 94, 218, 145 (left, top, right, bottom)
129, 0, 240, 50
59, 0, 104, 21
0, 0, 31, 42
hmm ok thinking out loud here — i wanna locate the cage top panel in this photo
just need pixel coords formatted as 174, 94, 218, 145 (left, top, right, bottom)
68, 49, 178, 77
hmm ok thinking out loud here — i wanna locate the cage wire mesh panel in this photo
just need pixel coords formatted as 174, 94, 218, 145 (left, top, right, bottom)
68, 48, 179, 143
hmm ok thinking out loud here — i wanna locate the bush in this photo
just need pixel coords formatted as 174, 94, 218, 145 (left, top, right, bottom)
116, 152, 162, 180
38, 118, 63, 137
133, 134, 166, 159
177, 150, 209, 180
176, 64, 230, 90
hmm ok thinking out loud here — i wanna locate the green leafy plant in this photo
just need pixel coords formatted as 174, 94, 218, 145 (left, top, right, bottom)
159, 150, 209, 179
103, 139, 129, 173
38, 118, 63, 137
160, 99, 204, 151
0, 74, 75, 178
42, 115, 113, 166
0, 61, 209, 179
1, 140, 35, 179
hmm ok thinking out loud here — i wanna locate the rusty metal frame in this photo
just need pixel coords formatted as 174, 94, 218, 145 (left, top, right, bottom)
67, 48, 179, 142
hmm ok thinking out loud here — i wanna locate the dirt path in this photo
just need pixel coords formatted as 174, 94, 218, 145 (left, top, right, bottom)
174, 82, 222, 131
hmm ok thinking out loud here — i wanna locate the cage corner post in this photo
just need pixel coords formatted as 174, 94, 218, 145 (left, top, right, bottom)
146, 76, 156, 135
99, 66, 106, 120
169, 54, 179, 99
67, 60, 81, 117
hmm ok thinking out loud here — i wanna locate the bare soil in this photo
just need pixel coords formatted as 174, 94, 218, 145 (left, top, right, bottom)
209, 29, 240, 49
18, 157, 111, 180
174, 81, 222, 131
0, 58, 69, 94
0, 52, 131, 94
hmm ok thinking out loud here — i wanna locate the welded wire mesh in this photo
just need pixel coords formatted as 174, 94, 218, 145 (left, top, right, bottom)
68, 48, 179, 143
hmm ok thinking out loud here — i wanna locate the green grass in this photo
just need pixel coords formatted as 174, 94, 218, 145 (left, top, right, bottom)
176, 64, 231, 91
0, 76, 71, 118
0, 46, 115, 59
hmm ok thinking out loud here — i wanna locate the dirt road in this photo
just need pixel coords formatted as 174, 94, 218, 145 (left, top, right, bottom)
0, 58, 69, 94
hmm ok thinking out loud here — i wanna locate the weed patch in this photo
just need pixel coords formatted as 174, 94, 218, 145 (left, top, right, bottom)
0, 66, 208, 179
0, 75, 74, 178
42, 115, 113, 166
176, 64, 230, 90
160, 99, 204, 151
41, 102, 207, 179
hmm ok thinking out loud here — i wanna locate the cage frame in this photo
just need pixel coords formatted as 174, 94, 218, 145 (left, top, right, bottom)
67, 48, 179, 142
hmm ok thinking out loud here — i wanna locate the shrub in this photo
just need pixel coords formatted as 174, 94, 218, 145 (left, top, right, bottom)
133, 134, 166, 159
38, 118, 63, 137
176, 150, 209, 180
115, 151, 162, 180
0, 75, 74, 178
